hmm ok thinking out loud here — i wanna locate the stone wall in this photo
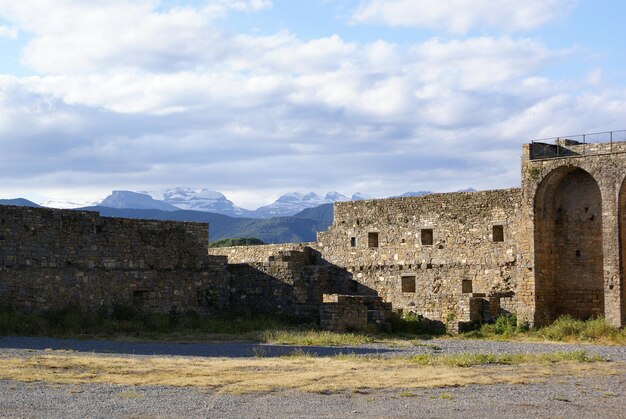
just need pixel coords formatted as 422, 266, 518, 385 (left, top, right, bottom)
522, 141, 626, 326
208, 243, 315, 264
4, 136, 625, 331
316, 189, 524, 329
215, 246, 375, 321
0, 205, 231, 314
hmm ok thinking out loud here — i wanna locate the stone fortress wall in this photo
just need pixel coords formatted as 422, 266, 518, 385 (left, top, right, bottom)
316, 188, 524, 329
212, 135, 626, 329
2, 134, 626, 331
0, 205, 231, 315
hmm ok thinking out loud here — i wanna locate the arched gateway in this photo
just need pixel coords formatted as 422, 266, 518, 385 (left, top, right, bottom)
534, 167, 604, 322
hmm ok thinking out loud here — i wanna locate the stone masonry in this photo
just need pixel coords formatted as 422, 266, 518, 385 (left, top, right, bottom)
0, 206, 231, 315
2, 135, 626, 331
212, 136, 626, 330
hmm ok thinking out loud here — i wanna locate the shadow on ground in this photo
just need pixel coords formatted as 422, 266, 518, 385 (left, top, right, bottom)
0, 336, 400, 358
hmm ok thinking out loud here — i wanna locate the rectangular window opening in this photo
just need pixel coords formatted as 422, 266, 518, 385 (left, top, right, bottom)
401, 276, 416, 293
368, 232, 379, 248
132, 290, 148, 306
492, 225, 504, 242
462, 279, 473, 294
421, 229, 433, 246
350, 237, 357, 247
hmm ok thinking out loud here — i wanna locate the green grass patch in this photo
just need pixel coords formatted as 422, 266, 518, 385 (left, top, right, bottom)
260, 329, 375, 346
0, 305, 297, 340
463, 314, 626, 344
408, 350, 603, 367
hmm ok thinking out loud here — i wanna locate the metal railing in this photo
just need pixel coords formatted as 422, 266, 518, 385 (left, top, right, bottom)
530, 130, 626, 160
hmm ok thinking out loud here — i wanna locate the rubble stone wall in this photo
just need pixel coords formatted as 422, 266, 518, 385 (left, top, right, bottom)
0, 205, 231, 314
316, 189, 524, 328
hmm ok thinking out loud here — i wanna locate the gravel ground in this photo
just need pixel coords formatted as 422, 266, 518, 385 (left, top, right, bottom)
1, 336, 625, 360
0, 336, 624, 418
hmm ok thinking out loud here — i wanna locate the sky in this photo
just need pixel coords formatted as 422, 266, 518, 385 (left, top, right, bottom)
0, 0, 625, 209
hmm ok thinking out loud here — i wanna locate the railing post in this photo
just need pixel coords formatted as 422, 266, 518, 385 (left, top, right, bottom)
583, 134, 586, 155
610, 131, 613, 152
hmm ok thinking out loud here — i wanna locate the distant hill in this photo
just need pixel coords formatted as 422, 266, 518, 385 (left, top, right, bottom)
0, 198, 41, 207
99, 191, 179, 211
79, 205, 333, 244
294, 203, 333, 223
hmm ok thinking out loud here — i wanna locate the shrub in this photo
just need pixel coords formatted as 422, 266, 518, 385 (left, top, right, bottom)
390, 312, 446, 336
208, 238, 265, 248
536, 315, 622, 342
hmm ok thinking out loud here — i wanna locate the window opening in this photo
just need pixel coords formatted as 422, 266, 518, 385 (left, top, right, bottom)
492, 225, 504, 242
421, 229, 433, 245
401, 276, 416, 293
368, 232, 379, 248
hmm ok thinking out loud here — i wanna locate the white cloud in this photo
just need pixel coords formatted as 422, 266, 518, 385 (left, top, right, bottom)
353, 0, 575, 34
0, 0, 271, 74
0, 0, 624, 209
0, 24, 17, 38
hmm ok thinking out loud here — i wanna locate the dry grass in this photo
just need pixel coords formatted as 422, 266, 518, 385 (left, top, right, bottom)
0, 352, 619, 394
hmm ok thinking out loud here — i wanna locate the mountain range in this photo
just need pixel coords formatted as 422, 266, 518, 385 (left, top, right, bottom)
94, 189, 373, 219
0, 187, 475, 244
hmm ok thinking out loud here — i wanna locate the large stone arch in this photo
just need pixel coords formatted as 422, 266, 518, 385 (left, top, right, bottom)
534, 166, 604, 323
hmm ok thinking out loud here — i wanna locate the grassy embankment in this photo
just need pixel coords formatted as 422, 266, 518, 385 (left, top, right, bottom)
1, 306, 625, 346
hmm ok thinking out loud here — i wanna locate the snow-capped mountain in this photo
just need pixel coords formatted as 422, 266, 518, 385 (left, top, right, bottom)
351, 192, 373, 201
324, 191, 350, 202
99, 191, 179, 211
252, 191, 355, 218
162, 187, 251, 217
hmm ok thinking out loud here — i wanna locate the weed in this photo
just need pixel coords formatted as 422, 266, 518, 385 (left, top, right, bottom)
116, 390, 143, 399
440, 392, 453, 400
462, 314, 625, 345
390, 312, 446, 335
259, 330, 374, 346
0, 306, 297, 340
408, 351, 603, 367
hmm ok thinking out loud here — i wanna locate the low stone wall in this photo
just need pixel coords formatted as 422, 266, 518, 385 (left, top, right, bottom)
208, 243, 317, 263
0, 205, 231, 314
321, 294, 392, 332
224, 247, 372, 321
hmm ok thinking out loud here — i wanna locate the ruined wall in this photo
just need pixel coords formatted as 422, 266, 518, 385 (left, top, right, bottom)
208, 243, 316, 263
522, 140, 626, 326
316, 189, 524, 328
0, 205, 231, 314
211, 246, 371, 321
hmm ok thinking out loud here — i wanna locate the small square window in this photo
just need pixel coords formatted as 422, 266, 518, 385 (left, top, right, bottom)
462, 280, 473, 293
350, 237, 357, 247
421, 229, 433, 246
132, 290, 148, 306
492, 225, 504, 242
401, 276, 416, 293
368, 232, 379, 248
